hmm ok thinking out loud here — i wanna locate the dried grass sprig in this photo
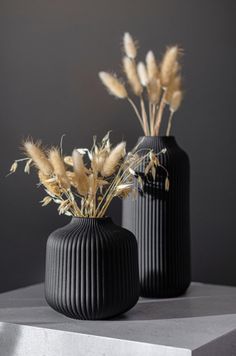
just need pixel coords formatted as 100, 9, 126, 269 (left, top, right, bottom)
166, 90, 183, 136
99, 72, 127, 99
161, 46, 179, 88
147, 79, 161, 105
170, 90, 183, 113
123, 56, 142, 96
127, 97, 145, 131
99, 33, 184, 136
123, 32, 137, 59
38, 171, 61, 196
101, 142, 126, 177
146, 51, 159, 80
24, 141, 53, 176
165, 75, 181, 104
10, 134, 168, 217
49, 148, 70, 189
137, 62, 149, 87
72, 150, 89, 196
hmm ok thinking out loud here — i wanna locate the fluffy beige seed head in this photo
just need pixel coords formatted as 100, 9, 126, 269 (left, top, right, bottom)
99, 72, 128, 99
165, 75, 182, 103
72, 149, 89, 196
123, 56, 142, 96
49, 148, 70, 189
161, 46, 179, 87
101, 142, 126, 177
115, 183, 133, 198
72, 150, 87, 175
38, 171, 61, 196
91, 151, 108, 174
172, 61, 181, 77
137, 62, 149, 86
123, 32, 137, 59
146, 51, 159, 80
170, 90, 183, 112
147, 78, 161, 104
24, 141, 53, 176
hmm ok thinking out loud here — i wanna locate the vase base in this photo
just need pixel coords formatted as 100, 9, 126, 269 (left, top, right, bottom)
140, 283, 191, 299
46, 297, 139, 320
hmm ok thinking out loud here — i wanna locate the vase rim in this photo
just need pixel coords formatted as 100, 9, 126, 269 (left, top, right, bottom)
138, 135, 175, 138
71, 216, 111, 221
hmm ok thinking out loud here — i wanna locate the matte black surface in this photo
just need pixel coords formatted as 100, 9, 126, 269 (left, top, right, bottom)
123, 137, 191, 297
1, 1, 236, 292
45, 217, 140, 320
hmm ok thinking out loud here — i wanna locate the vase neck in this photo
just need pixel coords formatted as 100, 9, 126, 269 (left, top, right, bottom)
70, 216, 113, 227
136, 136, 178, 151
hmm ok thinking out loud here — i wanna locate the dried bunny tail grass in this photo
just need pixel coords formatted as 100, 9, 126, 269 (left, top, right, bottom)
88, 173, 97, 196
146, 51, 159, 80
48, 148, 70, 189
64, 156, 73, 166
23, 140, 53, 176
123, 32, 137, 59
161, 46, 179, 87
170, 90, 183, 112
72, 149, 89, 196
147, 78, 161, 104
165, 75, 182, 103
72, 149, 87, 175
91, 151, 107, 173
66, 171, 78, 188
172, 60, 181, 77
166, 90, 183, 136
101, 142, 126, 177
99, 72, 128, 99
114, 183, 133, 198
38, 171, 61, 196
137, 62, 149, 86
123, 56, 142, 96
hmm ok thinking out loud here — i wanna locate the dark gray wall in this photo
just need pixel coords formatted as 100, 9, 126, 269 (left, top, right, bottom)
1, 0, 236, 292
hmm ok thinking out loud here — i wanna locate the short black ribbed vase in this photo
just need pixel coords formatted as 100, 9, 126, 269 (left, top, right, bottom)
122, 136, 191, 298
45, 217, 139, 320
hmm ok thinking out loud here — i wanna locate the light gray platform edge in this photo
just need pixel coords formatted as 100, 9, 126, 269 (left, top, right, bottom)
0, 282, 236, 356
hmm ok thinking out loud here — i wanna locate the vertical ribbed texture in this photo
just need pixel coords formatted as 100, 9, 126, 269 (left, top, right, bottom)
122, 136, 191, 298
45, 217, 139, 320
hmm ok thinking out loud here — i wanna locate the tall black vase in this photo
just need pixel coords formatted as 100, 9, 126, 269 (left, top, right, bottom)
45, 217, 140, 320
122, 136, 191, 298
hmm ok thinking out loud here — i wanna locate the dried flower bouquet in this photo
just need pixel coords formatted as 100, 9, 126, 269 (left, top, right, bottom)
9, 133, 168, 218
99, 33, 183, 136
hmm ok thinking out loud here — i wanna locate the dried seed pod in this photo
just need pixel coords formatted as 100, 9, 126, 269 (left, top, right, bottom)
161, 46, 179, 87
165, 176, 170, 191
170, 90, 183, 112
165, 75, 182, 104
24, 141, 53, 176
146, 51, 159, 80
101, 142, 126, 177
123, 56, 142, 96
137, 62, 149, 86
72, 150, 89, 196
147, 78, 161, 104
123, 32, 137, 59
99, 72, 128, 99
49, 148, 70, 189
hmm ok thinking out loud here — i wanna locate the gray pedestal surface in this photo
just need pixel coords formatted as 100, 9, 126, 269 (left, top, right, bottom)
0, 282, 236, 355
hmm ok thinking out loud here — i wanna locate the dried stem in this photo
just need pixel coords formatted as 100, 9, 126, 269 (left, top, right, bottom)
127, 97, 144, 130
166, 111, 174, 136
10, 133, 168, 218
99, 34, 184, 137
140, 96, 149, 135
154, 90, 166, 135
